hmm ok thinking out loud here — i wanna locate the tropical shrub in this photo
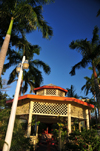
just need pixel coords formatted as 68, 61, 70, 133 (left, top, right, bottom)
0, 92, 32, 150
65, 129, 100, 151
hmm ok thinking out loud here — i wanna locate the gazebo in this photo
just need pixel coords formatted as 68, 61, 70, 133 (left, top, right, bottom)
6, 84, 94, 150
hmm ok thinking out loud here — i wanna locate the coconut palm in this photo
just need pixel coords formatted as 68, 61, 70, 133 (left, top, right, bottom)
81, 75, 96, 96
7, 59, 50, 96
66, 85, 80, 98
81, 75, 100, 123
4, 40, 50, 96
69, 26, 100, 111
0, 0, 53, 77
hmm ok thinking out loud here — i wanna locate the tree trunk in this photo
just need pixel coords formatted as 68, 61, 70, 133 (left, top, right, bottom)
0, 34, 11, 77
0, 17, 14, 77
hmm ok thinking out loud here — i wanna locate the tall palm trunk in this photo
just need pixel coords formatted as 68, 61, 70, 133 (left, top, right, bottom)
0, 17, 14, 77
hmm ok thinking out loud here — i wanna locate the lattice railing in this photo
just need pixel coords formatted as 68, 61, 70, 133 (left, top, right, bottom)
32, 102, 68, 116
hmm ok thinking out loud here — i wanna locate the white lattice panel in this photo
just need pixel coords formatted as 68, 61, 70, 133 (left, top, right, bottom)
33, 102, 68, 116
46, 89, 56, 95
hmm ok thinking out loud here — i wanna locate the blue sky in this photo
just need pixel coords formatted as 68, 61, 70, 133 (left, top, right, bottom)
2, 0, 100, 99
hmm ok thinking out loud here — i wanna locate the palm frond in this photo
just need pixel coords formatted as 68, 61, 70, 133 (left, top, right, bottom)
69, 57, 89, 76
97, 9, 100, 17
22, 81, 28, 94
31, 60, 51, 74
28, 81, 35, 93
7, 68, 18, 84
92, 26, 99, 45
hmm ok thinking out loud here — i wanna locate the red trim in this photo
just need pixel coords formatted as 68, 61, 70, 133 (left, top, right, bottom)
6, 94, 94, 108
6, 94, 28, 103
34, 86, 68, 94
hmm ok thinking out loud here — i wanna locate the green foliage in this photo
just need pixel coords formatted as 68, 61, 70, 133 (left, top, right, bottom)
31, 116, 40, 135
0, 109, 32, 150
5, 47, 51, 95
10, 121, 31, 151
0, 91, 8, 108
32, 116, 40, 126
0, 0, 53, 80
65, 129, 100, 151
0, 0, 53, 39
66, 85, 80, 98
69, 26, 100, 76
81, 75, 96, 96
0, 108, 10, 149
69, 26, 100, 117
51, 117, 68, 149
0, 92, 32, 150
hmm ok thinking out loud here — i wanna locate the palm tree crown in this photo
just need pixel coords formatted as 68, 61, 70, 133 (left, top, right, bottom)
69, 26, 100, 76
0, 0, 53, 77
4, 40, 51, 95
69, 26, 100, 115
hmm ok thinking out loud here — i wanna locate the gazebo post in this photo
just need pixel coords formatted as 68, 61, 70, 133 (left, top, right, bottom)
35, 116, 38, 137
79, 121, 81, 132
86, 109, 89, 130
68, 104, 71, 135
36, 125, 38, 137
27, 101, 33, 137
35, 115, 37, 134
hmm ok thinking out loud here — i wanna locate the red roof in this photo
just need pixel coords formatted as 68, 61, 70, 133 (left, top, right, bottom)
34, 85, 68, 95
6, 94, 94, 108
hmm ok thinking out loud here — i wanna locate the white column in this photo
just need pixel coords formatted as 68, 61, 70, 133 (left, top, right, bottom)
36, 125, 39, 137
63, 92, 65, 97
35, 115, 38, 136
35, 115, 37, 133
56, 89, 58, 96
68, 104, 71, 135
44, 89, 46, 95
79, 121, 81, 132
27, 101, 33, 137
86, 109, 89, 130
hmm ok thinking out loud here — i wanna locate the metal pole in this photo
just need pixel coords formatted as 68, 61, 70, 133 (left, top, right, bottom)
3, 56, 25, 151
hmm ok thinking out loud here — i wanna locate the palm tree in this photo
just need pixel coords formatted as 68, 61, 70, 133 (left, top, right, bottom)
81, 75, 96, 96
66, 85, 80, 98
4, 41, 50, 96
81, 75, 100, 123
7, 59, 50, 96
69, 26, 100, 113
0, 0, 53, 77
